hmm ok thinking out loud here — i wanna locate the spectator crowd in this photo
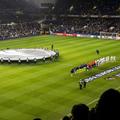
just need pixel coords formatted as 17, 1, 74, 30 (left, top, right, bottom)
0, 17, 119, 40
50, 17, 120, 35
55, 0, 120, 15
0, 0, 119, 40
0, 22, 41, 40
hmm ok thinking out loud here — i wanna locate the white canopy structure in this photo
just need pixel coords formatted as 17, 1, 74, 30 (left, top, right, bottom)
0, 48, 57, 62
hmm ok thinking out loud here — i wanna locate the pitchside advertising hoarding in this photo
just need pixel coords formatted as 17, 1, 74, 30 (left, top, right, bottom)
51, 33, 120, 40
54, 33, 77, 37
83, 65, 120, 83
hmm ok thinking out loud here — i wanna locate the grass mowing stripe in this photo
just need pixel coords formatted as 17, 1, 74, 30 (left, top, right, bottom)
0, 36, 119, 120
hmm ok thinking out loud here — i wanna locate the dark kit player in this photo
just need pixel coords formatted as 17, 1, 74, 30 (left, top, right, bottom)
96, 49, 100, 55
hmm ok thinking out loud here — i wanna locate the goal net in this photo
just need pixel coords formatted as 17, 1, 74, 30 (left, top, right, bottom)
100, 32, 120, 40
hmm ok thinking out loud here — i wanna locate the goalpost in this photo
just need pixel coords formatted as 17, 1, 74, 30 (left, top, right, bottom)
100, 32, 120, 40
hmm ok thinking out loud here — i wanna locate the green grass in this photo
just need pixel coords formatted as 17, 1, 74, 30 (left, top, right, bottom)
0, 35, 120, 120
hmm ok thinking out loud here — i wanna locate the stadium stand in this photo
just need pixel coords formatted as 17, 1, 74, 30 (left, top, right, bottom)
54, 0, 120, 15
0, 17, 119, 40
0, 0, 119, 40
49, 17, 120, 35
0, 22, 41, 40
48, 0, 120, 39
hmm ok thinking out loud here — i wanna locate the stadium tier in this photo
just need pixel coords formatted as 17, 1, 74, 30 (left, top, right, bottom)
0, 17, 120, 40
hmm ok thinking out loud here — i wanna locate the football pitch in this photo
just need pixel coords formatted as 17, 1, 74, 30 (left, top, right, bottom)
0, 35, 120, 120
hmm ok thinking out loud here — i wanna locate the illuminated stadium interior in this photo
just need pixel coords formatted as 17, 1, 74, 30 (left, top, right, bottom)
0, 0, 120, 120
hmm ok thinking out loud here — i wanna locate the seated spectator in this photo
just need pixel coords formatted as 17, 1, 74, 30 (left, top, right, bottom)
33, 118, 41, 120
71, 103, 89, 120
89, 107, 96, 120
62, 115, 71, 120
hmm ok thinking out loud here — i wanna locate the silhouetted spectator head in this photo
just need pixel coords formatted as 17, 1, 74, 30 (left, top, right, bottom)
62, 115, 71, 120
89, 108, 96, 120
95, 88, 120, 120
33, 118, 41, 120
71, 103, 89, 120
